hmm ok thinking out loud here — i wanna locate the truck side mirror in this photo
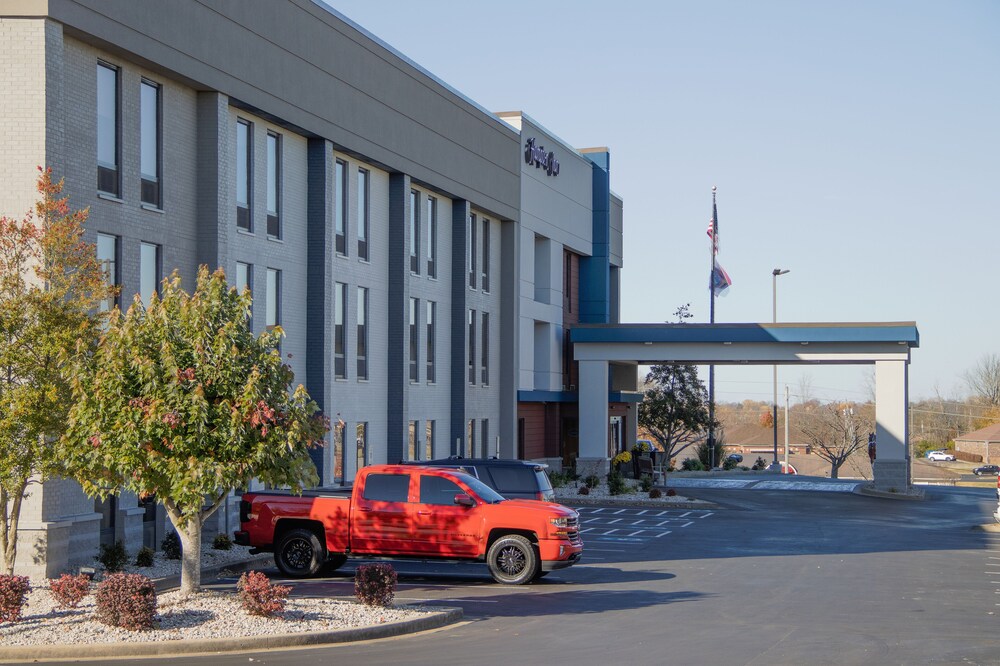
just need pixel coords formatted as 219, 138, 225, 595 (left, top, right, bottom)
453, 493, 475, 507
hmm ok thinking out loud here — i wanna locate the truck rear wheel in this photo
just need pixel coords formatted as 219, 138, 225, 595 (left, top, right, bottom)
487, 535, 539, 585
275, 528, 325, 577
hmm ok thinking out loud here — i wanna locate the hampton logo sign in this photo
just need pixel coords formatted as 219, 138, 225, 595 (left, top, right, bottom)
524, 138, 560, 176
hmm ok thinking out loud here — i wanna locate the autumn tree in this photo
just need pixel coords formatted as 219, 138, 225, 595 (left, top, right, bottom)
799, 403, 874, 478
0, 168, 113, 575
61, 266, 328, 595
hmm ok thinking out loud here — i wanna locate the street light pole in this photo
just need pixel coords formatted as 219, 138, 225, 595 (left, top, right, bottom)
772, 268, 790, 469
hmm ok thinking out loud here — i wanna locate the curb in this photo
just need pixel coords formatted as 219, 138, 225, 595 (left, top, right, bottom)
855, 484, 926, 501
0, 606, 463, 661
560, 497, 718, 510
152, 552, 275, 593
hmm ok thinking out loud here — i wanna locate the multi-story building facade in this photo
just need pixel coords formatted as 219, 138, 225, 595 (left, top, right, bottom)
0, 0, 625, 577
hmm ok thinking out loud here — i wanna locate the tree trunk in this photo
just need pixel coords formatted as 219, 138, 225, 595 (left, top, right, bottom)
176, 518, 203, 596
830, 462, 839, 479
0, 479, 27, 575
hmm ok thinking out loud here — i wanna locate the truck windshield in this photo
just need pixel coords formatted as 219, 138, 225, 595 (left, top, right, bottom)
458, 474, 506, 504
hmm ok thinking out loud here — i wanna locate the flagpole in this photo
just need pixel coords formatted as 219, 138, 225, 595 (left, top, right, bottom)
708, 186, 717, 469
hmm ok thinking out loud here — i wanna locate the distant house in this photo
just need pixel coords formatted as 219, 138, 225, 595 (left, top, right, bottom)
954, 424, 1000, 464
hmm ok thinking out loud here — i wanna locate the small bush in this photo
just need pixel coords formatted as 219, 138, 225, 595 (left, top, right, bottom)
639, 476, 653, 492
751, 456, 767, 471
681, 458, 705, 472
49, 574, 90, 609
577, 485, 590, 495
94, 573, 157, 630
649, 488, 663, 499
607, 470, 627, 496
0, 574, 31, 623
584, 474, 600, 489
212, 533, 233, 551
547, 470, 569, 489
666, 488, 677, 497
135, 546, 155, 568
97, 540, 128, 573
237, 570, 291, 617
355, 563, 397, 607
161, 530, 181, 560
722, 458, 739, 471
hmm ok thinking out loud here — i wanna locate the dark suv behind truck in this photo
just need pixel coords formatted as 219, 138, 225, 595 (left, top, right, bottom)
404, 457, 555, 501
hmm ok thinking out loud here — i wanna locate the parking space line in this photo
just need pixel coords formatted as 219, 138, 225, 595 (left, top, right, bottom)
699, 512, 714, 518
613, 509, 627, 515
605, 529, 618, 534
627, 530, 643, 536
580, 527, 594, 533
682, 521, 693, 527
636, 510, 648, 515
607, 518, 621, 524
657, 531, 672, 537
678, 512, 691, 518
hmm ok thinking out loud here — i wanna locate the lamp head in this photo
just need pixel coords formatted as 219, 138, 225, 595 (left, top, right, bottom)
772, 268, 790, 276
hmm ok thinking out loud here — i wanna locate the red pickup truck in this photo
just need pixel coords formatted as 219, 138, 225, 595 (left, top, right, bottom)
235, 464, 583, 584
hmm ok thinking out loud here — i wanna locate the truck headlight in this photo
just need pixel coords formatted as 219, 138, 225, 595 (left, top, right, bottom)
550, 517, 570, 528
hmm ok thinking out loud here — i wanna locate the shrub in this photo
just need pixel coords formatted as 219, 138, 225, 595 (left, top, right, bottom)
577, 485, 590, 495
49, 573, 90, 609
135, 546, 155, 568
97, 540, 128, 573
639, 476, 653, 492
94, 573, 157, 630
0, 574, 31, 623
751, 456, 767, 471
354, 563, 397, 607
237, 570, 291, 617
584, 474, 600, 489
161, 530, 181, 559
722, 457, 739, 471
212, 533, 233, 551
666, 488, 677, 497
649, 488, 663, 499
548, 470, 569, 489
607, 470, 627, 496
681, 458, 704, 472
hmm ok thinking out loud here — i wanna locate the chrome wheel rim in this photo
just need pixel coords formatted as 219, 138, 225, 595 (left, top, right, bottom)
497, 545, 526, 577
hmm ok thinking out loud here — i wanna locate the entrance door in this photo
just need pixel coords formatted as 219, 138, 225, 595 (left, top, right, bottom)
562, 417, 579, 469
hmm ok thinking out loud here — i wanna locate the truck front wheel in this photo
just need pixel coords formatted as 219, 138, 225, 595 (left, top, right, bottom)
275, 528, 325, 577
487, 535, 539, 585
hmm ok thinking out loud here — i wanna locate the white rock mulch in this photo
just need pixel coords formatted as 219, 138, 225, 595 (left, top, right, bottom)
553, 479, 706, 504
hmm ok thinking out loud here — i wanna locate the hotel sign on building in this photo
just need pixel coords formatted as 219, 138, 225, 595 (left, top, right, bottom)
524, 138, 560, 176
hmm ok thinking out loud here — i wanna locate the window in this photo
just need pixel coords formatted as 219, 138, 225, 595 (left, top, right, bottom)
265, 268, 280, 329
408, 421, 417, 460
266, 131, 281, 238
139, 242, 160, 307
426, 196, 437, 278
236, 119, 252, 231
334, 282, 346, 378
481, 420, 489, 458
357, 168, 369, 260
425, 301, 435, 383
362, 474, 410, 503
481, 217, 490, 293
236, 261, 252, 324
335, 160, 347, 255
97, 63, 119, 196
357, 287, 368, 379
425, 420, 434, 461
97, 234, 119, 312
409, 297, 419, 382
419, 475, 463, 506
481, 312, 489, 386
356, 423, 367, 473
333, 419, 345, 484
409, 189, 419, 274
140, 80, 161, 207
467, 419, 475, 459
468, 309, 476, 385
467, 213, 476, 288
564, 251, 573, 313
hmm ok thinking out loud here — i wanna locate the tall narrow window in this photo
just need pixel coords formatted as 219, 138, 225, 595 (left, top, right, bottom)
139, 242, 160, 307
408, 421, 417, 460
409, 190, 420, 274
96, 233, 119, 312
236, 261, 252, 324
97, 63, 119, 196
564, 251, 573, 313
426, 196, 437, 278
481, 312, 489, 386
409, 297, 419, 383
481, 217, 490, 293
481, 420, 489, 459
467, 213, 477, 288
266, 131, 281, 238
140, 80, 160, 207
334, 282, 346, 378
425, 301, 435, 383
265, 268, 280, 330
236, 119, 252, 231
356, 423, 368, 474
335, 160, 347, 255
357, 287, 368, 380
333, 420, 344, 484
425, 421, 434, 461
467, 419, 475, 459
357, 168, 369, 260
468, 309, 476, 385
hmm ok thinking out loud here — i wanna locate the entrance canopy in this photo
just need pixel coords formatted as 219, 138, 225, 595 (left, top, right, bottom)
569, 322, 919, 491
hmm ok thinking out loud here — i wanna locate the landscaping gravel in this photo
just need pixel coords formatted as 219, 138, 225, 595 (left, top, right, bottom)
553, 479, 707, 504
1, 546, 428, 648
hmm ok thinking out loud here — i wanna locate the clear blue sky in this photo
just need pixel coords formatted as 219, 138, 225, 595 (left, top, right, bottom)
326, 0, 999, 404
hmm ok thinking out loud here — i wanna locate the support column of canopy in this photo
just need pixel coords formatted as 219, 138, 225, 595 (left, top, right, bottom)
578, 359, 610, 476
873, 359, 910, 491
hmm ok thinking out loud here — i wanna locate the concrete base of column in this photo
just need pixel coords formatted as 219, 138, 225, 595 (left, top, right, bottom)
576, 457, 610, 478
873, 459, 910, 492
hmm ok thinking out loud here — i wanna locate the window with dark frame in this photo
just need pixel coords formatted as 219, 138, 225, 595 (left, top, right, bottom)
468, 308, 476, 385
362, 474, 410, 503
265, 268, 280, 330
96, 233, 120, 312
357, 168, 369, 260
408, 421, 418, 460
139, 242, 160, 307
468, 213, 477, 288
409, 189, 419, 274
425, 420, 434, 461
335, 160, 347, 255
409, 297, 419, 383
467, 419, 475, 458
236, 119, 252, 231
139, 79, 161, 207
266, 131, 281, 238
481, 419, 489, 458
425, 301, 435, 383
357, 286, 368, 380
335, 282, 346, 378
565, 251, 573, 313
481, 312, 489, 386
356, 422, 368, 474
96, 62, 120, 197
236, 261, 253, 325
426, 196, 437, 278
481, 217, 490, 293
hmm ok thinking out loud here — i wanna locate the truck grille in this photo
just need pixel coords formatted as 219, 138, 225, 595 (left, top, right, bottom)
566, 515, 582, 545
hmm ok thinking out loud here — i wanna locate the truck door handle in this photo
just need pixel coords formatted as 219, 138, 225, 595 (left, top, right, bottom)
358, 507, 372, 512
417, 510, 431, 515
